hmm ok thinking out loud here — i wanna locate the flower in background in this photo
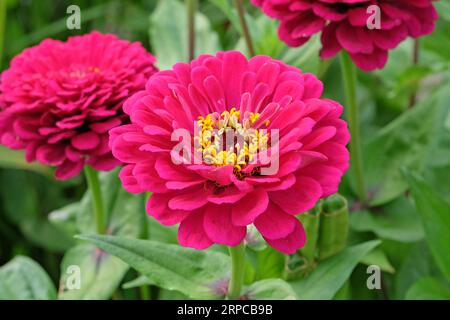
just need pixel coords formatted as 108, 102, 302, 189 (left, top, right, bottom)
251, 0, 438, 71
110, 51, 350, 254
0, 31, 158, 179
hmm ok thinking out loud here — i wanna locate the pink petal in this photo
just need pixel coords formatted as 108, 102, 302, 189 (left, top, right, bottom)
231, 188, 269, 226
265, 219, 306, 254
254, 202, 297, 240
178, 211, 213, 250
203, 205, 247, 246
270, 176, 322, 214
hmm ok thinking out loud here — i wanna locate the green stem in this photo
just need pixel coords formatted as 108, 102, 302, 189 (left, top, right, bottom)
140, 284, 151, 300
0, 0, 7, 69
340, 52, 367, 204
408, 39, 420, 109
234, 0, 255, 57
227, 243, 246, 300
187, 0, 197, 61
84, 166, 106, 234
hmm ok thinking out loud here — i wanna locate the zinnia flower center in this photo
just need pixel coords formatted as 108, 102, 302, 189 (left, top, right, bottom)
195, 108, 270, 174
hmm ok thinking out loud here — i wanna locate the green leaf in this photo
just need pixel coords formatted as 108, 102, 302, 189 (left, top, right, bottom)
77, 234, 231, 299
122, 275, 156, 290
350, 197, 424, 242
403, 170, 450, 280
150, 0, 220, 70
360, 247, 395, 274
245, 279, 296, 300
0, 170, 75, 252
58, 244, 128, 300
20, 218, 75, 252
48, 202, 79, 238
59, 169, 145, 299
253, 247, 285, 281
394, 242, 442, 299
363, 95, 441, 205
406, 277, 450, 300
0, 146, 52, 176
291, 240, 380, 300
0, 256, 56, 300
363, 100, 440, 205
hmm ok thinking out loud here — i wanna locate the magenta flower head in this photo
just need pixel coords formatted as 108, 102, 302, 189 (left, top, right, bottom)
0, 31, 158, 179
251, 0, 438, 71
110, 51, 350, 254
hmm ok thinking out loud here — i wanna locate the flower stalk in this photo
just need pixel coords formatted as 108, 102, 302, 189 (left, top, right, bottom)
408, 39, 420, 109
187, 0, 197, 61
234, 0, 255, 57
227, 243, 246, 300
84, 166, 106, 234
0, 0, 7, 69
340, 51, 367, 204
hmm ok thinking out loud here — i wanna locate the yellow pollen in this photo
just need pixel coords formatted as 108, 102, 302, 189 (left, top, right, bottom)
195, 108, 269, 173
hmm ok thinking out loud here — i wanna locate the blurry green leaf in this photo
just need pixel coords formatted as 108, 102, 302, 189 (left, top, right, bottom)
425, 88, 450, 202
20, 218, 75, 252
0, 170, 74, 252
406, 277, 450, 300
76, 169, 144, 237
0, 256, 56, 300
360, 247, 395, 274
245, 279, 296, 300
363, 94, 441, 205
147, 216, 178, 244
333, 281, 350, 300
0, 146, 51, 176
58, 169, 144, 299
48, 202, 79, 238
350, 197, 424, 242
122, 275, 155, 290
150, 0, 220, 69
58, 243, 128, 300
403, 170, 450, 280
78, 234, 230, 299
253, 247, 285, 281
291, 240, 380, 300
394, 242, 441, 299
208, 0, 240, 32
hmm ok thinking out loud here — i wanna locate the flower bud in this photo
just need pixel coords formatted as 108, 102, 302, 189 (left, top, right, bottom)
298, 200, 322, 263
317, 194, 349, 260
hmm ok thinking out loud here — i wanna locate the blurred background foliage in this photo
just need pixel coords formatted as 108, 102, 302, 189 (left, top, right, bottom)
1, 0, 450, 300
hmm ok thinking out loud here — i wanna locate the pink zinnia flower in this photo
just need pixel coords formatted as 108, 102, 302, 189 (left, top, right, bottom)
110, 51, 350, 254
0, 31, 158, 179
251, 0, 438, 71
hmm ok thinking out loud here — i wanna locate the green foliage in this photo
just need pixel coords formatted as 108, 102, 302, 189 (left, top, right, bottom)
291, 240, 380, 300
0, 256, 56, 300
404, 170, 450, 281
0, 0, 449, 302
78, 234, 231, 299
245, 279, 296, 300
58, 169, 145, 299
150, 0, 221, 69
363, 95, 442, 205
406, 277, 450, 300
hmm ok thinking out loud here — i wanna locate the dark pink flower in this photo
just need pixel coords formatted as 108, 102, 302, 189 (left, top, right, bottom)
0, 31, 158, 179
110, 51, 350, 254
251, 0, 438, 71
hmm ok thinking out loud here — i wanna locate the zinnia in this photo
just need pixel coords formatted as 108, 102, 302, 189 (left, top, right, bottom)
251, 0, 438, 71
0, 31, 158, 179
110, 51, 350, 254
